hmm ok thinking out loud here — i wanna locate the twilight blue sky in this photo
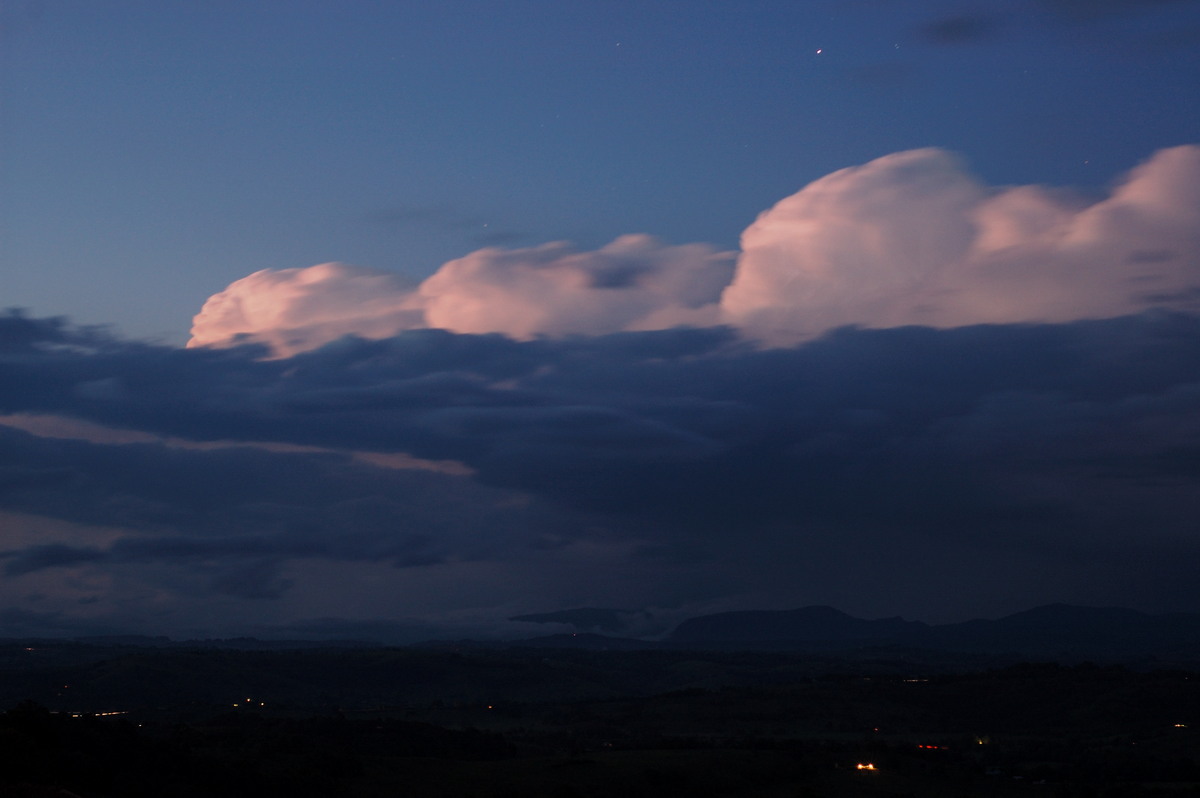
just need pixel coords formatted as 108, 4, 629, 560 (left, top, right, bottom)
4, 0, 1199, 340
1, 0, 1200, 641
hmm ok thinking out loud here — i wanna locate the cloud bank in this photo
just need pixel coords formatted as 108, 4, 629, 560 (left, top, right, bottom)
724, 145, 1200, 343
190, 237, 735, 355
4, 146, 1200, 640
190, 146, 1200, 353
7, 305, 1200, 637
188, 262, 426, 357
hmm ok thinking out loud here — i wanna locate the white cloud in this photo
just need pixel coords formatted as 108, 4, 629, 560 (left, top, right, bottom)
419, 235, 734, 338
188, 146, 1200, 355
721, 145, 1200, 344
188, 237, 733, 353
188, 262, 424, 356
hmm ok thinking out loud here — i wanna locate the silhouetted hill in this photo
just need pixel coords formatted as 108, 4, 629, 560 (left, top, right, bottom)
665, 604, 1200, 662
506, 633, 653, 650
509, 608, 647, 634
6, 603, 1200, 663
920, 604, 1200, 659
668, 606, 927, 647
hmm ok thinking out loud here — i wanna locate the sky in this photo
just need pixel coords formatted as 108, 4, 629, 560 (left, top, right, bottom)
1, 0, 1200, 641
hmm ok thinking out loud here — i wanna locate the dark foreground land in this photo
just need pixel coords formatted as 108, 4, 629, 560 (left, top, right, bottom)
1, 643, 1198, 797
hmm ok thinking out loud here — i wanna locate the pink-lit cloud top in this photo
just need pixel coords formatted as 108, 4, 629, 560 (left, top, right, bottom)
725, 145, 1200, 343
187, 263, 425, 358
419, 235, 735, 339
190, 146, 1200, 355
190, 237, 734, 357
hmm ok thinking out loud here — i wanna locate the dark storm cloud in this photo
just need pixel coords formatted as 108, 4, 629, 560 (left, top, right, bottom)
0, 607, 125, 639
3, 543, 105, 573
3, 310, 1200, 614
2, 523, 435, 578
0, 310, 75, 350
0, 316, 558, 587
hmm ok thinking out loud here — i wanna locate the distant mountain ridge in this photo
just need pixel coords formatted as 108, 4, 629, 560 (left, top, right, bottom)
670, 605, 928, 644
663, 603, 1200, 661
509, 608, 648, 634
496, 602, 1200, 662
7, 604, 1200, 663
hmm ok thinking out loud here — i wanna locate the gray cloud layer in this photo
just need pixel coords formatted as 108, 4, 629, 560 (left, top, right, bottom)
4, 306, 1200, 636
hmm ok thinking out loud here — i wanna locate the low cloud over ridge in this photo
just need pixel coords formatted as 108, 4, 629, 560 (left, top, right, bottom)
190, 146, 1200, 354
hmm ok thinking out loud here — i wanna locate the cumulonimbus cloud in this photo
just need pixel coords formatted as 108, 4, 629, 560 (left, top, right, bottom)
722, 145, 1200, 343
189, 146, 1200, 354
418, 235, 735, 338
188, 262, 426, 357
189, 237, 734, 354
